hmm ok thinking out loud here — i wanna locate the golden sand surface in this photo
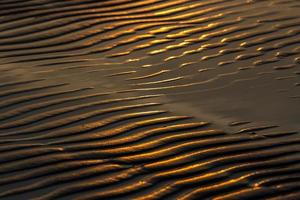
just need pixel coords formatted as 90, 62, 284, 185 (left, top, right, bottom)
0, 0, 299, 199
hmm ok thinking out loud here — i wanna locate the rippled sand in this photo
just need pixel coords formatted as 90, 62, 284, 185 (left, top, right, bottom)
0, 0, 299, 199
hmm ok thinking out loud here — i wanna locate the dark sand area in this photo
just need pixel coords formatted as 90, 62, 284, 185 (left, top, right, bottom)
0, 0, 299, 199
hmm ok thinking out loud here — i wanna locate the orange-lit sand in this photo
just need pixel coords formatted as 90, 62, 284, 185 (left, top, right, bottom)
0, 0, 299, 199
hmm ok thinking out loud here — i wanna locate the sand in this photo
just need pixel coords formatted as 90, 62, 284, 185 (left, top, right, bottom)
0, 0, 299, 199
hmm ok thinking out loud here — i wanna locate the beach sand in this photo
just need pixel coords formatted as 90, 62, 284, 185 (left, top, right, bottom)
0, 0, 299, 199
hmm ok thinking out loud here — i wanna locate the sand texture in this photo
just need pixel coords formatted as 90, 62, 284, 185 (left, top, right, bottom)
0, 0, 300, 199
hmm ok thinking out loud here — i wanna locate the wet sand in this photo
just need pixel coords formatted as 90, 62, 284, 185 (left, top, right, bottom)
0, 0, 299, 199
